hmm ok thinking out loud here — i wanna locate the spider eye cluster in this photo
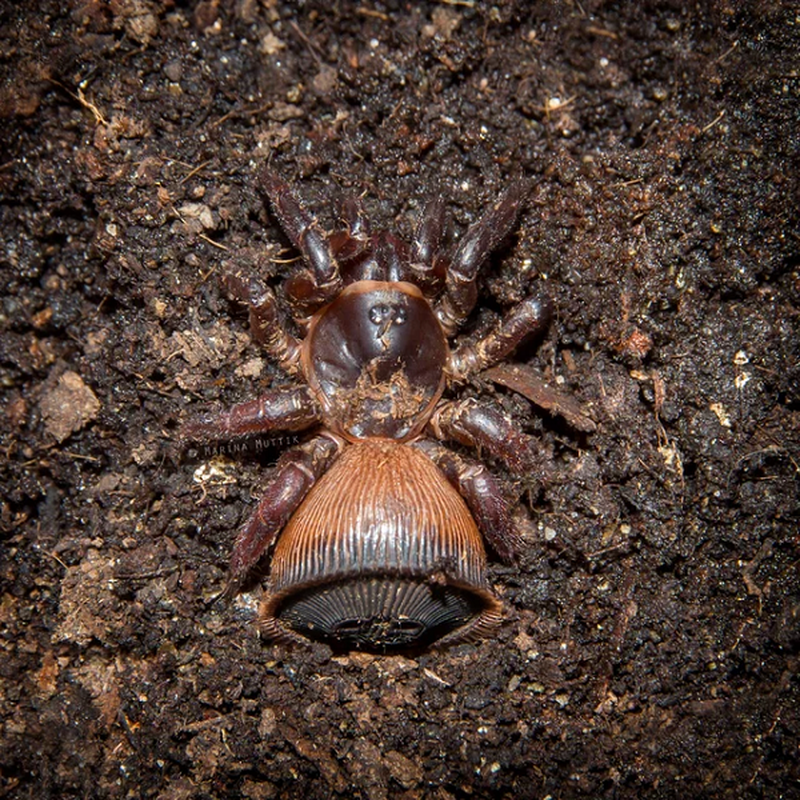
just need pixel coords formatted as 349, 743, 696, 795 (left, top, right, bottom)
303, 280, 448, 440
368, 302, 408, 327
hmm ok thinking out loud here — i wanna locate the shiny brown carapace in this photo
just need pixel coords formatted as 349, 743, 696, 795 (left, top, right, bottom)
182, 168, 551, 652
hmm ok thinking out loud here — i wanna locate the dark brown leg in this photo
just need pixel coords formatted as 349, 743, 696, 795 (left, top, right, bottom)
435, 180, 531, 335
337, 194, 371, 240
413, 439, 521, 562
328, 194, 371, 264
223, 271, 302, 374
427, 398, 549, 477
180, 386, 321, 444
260, 168, 342, 309
410, 196, 447, 295
227, 432, 345, 593
448, 293, 552, 379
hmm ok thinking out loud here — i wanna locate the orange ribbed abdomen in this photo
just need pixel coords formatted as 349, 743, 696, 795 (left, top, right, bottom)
261, 440, 502, 651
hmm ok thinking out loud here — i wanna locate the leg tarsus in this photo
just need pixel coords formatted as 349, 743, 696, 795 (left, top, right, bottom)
413, 196, 446, 265
259, 168, 342, 305
222, 270, 303, 373
336, 194, 371, 241
436, 179, 531, 335
410, 196, 447, 295
452, 180, 531, 278
329, 194, 371, 264
449, 292, 552, 379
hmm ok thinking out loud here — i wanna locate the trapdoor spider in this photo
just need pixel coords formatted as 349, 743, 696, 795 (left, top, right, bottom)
183, 168, 551, 652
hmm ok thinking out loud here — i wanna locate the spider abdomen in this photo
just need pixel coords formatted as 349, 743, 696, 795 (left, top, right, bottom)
261, 439, 502, 651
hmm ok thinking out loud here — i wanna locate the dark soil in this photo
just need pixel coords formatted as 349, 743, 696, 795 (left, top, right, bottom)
1, 1, 798, 798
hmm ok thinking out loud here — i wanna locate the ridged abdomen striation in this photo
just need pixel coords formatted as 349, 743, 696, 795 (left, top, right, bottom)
262, 440, 501, 650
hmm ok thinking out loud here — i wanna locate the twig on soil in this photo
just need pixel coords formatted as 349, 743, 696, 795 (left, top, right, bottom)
199, 233, 229, 251
701, 110, 725, 134
48, 78, 107, 125
178, 159, 214, 185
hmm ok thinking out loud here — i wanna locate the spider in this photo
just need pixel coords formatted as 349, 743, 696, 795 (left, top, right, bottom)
182, 168, 552, 652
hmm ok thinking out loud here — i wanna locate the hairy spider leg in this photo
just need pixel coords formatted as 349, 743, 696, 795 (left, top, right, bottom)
260, 168, 343, 316
436, 180, 531, 336
448, 294, 552, 379
222, 271, 303, 374
226, 433, 344, 594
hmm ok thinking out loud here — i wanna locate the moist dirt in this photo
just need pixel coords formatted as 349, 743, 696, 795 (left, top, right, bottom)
1, 2, 798, 798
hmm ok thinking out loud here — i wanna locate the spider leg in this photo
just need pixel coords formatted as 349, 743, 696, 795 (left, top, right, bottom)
448, 293, 552, 380
435, 180, 530, 336
180, 386, 321, 444
338, 194, 371, 241
410, 196, 447, 295
260, 168, 342, 310
223, 270, 302, 374
226, 433, 345, 594
329, 193, 371, 264
412, 439, 520, 563
428, 398, 550, 478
